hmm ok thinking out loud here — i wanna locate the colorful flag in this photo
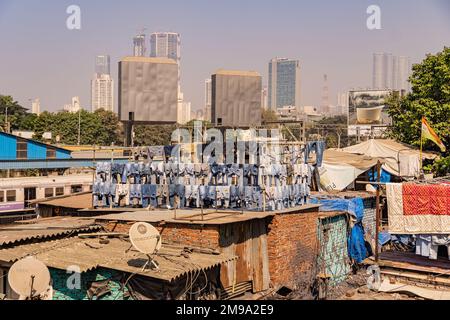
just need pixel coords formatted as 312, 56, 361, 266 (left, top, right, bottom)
421, 117, 446, 152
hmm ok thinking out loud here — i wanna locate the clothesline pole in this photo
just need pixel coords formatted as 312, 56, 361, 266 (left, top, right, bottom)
375, 160, 381, 263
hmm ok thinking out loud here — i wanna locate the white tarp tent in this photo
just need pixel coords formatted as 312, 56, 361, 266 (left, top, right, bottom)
320, 149, 379, 192
342, 139, 437, 178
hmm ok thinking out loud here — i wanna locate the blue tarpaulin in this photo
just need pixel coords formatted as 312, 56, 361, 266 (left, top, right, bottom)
310, 197, 369, 263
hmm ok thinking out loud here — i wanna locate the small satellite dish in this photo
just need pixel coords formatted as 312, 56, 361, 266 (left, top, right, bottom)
129, 222, 162, 271
8, 256, 51, 299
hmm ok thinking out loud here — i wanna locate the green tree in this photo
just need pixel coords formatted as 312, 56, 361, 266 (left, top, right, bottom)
134, 124, 177, 146
0, 95, 28, 131
386, 47, 450, 175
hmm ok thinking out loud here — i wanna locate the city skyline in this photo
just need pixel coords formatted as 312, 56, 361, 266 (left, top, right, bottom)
0, 0, 449, 114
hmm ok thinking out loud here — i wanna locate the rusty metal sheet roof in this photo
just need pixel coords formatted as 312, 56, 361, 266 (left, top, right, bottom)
0, 237, 236, 282
0, 217, 100, 247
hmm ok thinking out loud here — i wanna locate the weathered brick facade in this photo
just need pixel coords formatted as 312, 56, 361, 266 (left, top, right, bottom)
266, 211, 319, 289
104, 221, 220, 249
101, 207, 320, 292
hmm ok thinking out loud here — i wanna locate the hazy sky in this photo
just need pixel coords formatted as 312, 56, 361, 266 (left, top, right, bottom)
0, 0, 449, 113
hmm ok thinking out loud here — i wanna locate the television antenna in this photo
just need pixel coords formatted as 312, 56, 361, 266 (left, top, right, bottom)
8, 256, 51, 300
129, 222, 162, 271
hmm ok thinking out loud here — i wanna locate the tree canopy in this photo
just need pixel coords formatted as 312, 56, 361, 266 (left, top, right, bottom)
386, 47, 450, 175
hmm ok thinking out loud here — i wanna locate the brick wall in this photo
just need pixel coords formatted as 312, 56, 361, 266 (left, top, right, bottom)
267, 210, 319, 289
103, 221, 220, 249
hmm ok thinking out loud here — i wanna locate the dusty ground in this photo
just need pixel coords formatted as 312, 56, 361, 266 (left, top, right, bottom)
267, 268, 422, 300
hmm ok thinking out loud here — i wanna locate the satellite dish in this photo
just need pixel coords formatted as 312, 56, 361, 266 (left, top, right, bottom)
8, 256, 51, 299
129, 222, 162, 271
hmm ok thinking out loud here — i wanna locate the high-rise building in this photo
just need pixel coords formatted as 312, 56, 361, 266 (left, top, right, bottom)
91, 55, 114, 112
393, 56, 411, 92
373, 53, 393, 89
150, 32, 180, 63
64, 96, 81, 113
133, 34, 146, 57
95, 55, 110, 75
261, 87, 268, 110
211, 69, 262, 127
31, 98, 40, 115
373, 53, 411, 91
268, 58, 301, 110
91, 74, 114, 112
204, 79, 212, 121
150, 32, 181, 84
118, 56, 178, 122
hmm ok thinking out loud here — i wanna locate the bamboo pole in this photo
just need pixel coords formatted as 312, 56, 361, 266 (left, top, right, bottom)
375, 160, 381, 263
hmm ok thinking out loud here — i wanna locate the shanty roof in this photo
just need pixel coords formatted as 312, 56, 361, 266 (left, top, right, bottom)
323, 149, 381, 170
342, 139, 437, 177
92, 205, 320, 225
35, 193, 92, 209
0, 217, 100, 247
0, 237, 236, 282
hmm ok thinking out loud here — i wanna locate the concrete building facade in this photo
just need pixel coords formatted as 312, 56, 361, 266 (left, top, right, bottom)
211, 69, 262, 127
118, 56, 178, 123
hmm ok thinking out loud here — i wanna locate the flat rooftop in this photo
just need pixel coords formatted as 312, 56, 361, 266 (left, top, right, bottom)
92, 204, 320, 226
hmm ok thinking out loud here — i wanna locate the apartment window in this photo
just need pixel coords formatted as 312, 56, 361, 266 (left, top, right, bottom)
55, 187, 64, 196
44, 188, 54, 198
46, 148, 56, 159
16, 139, 28, 159
0, 191, 4, 202
6, 190, 16, 202
71, 185, 83, 194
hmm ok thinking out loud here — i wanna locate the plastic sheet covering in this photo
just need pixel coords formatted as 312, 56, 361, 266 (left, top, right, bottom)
311, 197, 369, 263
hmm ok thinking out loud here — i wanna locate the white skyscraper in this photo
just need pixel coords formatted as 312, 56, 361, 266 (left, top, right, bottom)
91, 55, 114, 112
91, 74, 114, 112
373, 53, 393, 89
373, 53, 411, 92
64, 96, 81, 113
31, 98, 40, 115
133, 34, 146, 57
205, 79, 212, 121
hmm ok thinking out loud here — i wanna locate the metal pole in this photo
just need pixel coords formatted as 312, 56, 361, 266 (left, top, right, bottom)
77, 109, 81, 145
375, 160, 381, 263
5, 106, 9, 133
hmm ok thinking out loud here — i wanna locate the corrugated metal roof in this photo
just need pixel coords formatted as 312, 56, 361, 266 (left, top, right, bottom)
0, 217, 100, 246
0, 132, 71, 153
0, 237, 237, 282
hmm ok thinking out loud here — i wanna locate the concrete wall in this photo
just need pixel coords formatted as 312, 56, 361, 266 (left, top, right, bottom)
212, 71, 262, 127
119, 57, 178, 122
